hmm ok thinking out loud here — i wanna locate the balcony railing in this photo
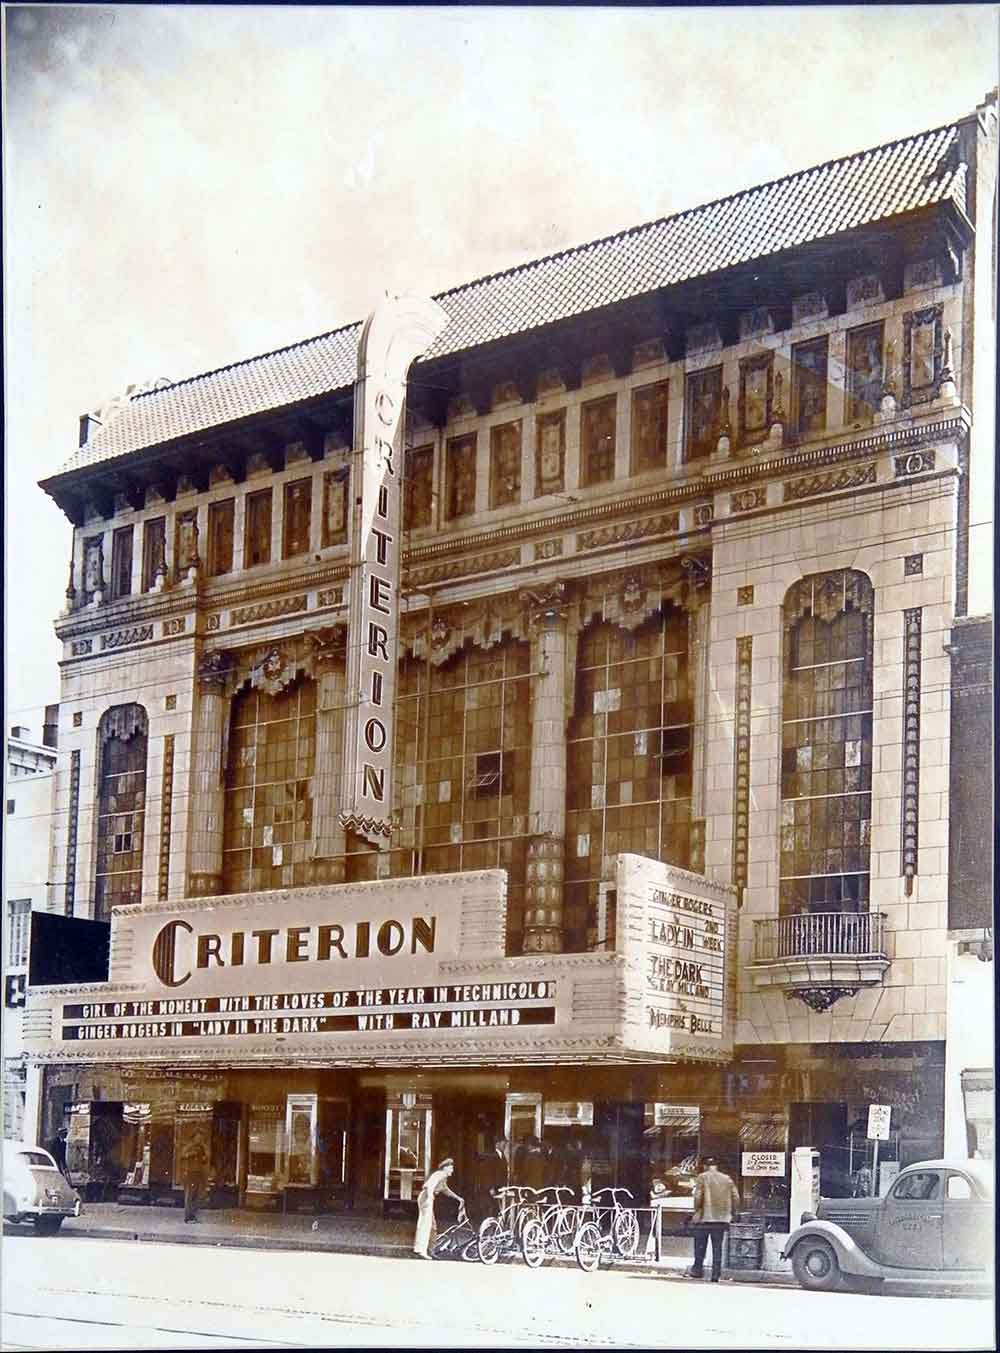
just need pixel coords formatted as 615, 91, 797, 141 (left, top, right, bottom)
752, 911, 888, 964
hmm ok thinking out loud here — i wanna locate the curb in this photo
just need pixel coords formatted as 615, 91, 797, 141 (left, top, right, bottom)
56, 1222, 798, 1284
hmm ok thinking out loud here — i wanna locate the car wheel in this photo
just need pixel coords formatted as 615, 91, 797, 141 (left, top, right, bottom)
34, 1215, 64, 1235
478, 1217, 502, 1266
791, 1238, 841, 1292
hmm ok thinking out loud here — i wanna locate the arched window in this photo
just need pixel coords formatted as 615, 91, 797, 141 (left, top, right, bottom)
780, 570, 874, 914
222, 679, 316, 893
95, 704, 148, 920
565, 606, 693, 951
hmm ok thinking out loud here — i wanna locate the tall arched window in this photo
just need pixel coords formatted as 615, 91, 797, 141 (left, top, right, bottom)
565, 606, 693, 951
95, 704, 148, 920
222, 678, 316, 893
780, 570, 874, 914
391, 639, 533, 951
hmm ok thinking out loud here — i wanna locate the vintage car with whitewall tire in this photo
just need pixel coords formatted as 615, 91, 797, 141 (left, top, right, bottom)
3, 1141, 83, 1234
782, 1159, 993, 1292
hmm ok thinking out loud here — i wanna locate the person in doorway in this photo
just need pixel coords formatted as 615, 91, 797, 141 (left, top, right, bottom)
474, 1138, 509, 1222
852, 1163, 873, 1197
687, 1157, 740, 1282
47, 1127, 70, 1180
181, 1136, 210, 1223
413, 1158, 465, 1258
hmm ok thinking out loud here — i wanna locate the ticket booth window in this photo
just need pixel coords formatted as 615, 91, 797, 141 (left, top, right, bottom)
385, 1091, 432, 1214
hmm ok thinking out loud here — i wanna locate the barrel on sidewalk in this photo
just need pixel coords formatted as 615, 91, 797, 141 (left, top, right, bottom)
725, 1218, 765, 1271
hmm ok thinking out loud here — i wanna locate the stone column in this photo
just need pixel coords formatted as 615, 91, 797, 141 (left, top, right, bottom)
188, 651, 231, 897
309, 626, 348, 884
521, 582, 570, 954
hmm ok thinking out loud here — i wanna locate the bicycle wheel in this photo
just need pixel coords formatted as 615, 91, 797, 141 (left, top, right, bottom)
612, 1209, 640, 1259
521, 1217, 547, 1268
553, 1207, 578, 1256
478, 1216, 503, 1266
575, 1221, 603, 1273
461, 1234, 482, 1262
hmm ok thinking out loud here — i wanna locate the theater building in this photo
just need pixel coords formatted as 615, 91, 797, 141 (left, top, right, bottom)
23, 98, 995, 1223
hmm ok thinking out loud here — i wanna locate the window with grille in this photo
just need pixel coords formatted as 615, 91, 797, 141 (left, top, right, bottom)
489, 421, 522, 508
535, 409, 566, 495
95, 705, 148, 921
404, 445, 434, 530
110, 526, 134, 601
791, 336, 829, 438
7, 900, 30, 967
446, 435, 477, 519
283, 479, 312, 558
244, 489, 273, 567
684, 366, 722, 460
631, 381, 669, 474
739, 352, 773, 445
390, 641, 532, 952
845, 323, 884, 427
321, 467, 349, 547
207, 499, 235, 576
142, 517, 166, 591
222, 680, 316, 893
565, 608, 693, 952
581, 395, 616, 486
780, 570, 874, 915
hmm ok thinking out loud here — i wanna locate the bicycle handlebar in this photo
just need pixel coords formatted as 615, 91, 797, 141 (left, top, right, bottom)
591, 1187, 634, 1203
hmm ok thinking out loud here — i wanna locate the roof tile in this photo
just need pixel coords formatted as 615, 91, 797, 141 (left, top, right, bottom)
58, 120, 966, 477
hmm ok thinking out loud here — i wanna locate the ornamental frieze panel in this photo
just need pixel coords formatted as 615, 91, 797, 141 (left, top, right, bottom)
101, 623, 154, 651
230, 594, 308, 626
407, 548, 521, 591
198, 625, 348, 695
576, 512, 680, 552
783, 462, 878, 502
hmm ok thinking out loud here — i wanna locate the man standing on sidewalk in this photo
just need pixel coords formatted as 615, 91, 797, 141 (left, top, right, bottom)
181, 1136, 209, 1223
687, 1158, 740, 1282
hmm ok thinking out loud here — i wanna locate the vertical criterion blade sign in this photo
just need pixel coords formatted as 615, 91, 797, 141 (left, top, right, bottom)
340, 295, 448, 845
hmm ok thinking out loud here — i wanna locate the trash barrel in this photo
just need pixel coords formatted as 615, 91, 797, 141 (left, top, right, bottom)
726, 1219, 765, 1271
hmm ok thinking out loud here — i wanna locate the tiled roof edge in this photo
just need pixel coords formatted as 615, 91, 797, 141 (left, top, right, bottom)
127, 116, 965, 406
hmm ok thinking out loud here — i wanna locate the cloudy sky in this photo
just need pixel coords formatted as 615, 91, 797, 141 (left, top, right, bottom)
5, 4, 997, 731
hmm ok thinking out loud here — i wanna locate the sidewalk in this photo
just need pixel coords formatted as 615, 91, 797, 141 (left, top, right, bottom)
53, 1202, 796, 1285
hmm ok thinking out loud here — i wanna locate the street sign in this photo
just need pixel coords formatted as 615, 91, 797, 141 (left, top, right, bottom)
867, 1104, 891, 1140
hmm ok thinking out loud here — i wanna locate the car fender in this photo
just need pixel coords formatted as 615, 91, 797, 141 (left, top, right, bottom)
782, 1220, 885, 1280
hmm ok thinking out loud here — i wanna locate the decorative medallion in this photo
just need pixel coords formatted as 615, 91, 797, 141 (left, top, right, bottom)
737, 585, 754, 607
904, 554, 923, 576
534, 538, 563, 561
693, 504, 714, 527
731, 486, 766, 514
163, 617, 185, 637
894, 450, 936, 478
786, 986, 859, 1012
71, 639, 93, 657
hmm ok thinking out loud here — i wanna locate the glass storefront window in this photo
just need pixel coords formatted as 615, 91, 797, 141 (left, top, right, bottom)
247, 1104, 285, 1195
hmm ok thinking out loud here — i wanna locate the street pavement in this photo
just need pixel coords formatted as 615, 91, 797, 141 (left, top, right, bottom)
2, 1232, 994, 1351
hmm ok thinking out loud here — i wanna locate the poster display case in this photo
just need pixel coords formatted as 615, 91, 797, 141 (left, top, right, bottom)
384, 1090, 432, 1215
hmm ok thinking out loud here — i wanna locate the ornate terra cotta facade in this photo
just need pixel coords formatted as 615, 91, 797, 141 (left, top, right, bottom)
24, 98, 995, 1222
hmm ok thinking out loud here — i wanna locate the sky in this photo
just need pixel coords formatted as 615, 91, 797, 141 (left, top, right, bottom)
4, 3, 998, 732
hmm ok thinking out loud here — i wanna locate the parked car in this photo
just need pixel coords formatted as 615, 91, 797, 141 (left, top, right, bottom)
3, 1141, 82, 1234
783, 1159, 994, 1292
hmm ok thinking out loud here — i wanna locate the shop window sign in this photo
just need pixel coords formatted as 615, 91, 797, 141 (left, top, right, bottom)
544, 1101, 594, 1127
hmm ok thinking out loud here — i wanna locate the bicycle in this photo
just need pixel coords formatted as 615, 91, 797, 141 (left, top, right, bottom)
430, 1207, 480, 1261
519, 1185, 577, 1268
477, 1186, 536, 1265
574, 1187, 641, 1272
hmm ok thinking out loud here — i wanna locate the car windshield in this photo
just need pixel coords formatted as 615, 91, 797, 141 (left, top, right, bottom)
19, 1151, 57, 1168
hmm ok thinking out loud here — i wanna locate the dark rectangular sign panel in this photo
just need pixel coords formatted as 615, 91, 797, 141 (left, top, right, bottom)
29, 912, 110, 986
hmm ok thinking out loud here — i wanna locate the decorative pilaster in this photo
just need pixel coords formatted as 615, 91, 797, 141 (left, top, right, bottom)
520, 581, 571, 953
65, 750, 81, 917
309, 626, 348, 883
158, 735, 175, 901
901, 609, 922, 895
732, 635, 753, 904
188, 650, 232, 897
